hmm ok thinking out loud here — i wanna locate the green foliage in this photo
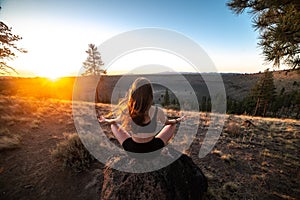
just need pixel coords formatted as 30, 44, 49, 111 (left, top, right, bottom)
251, 69, 276, 116
227, 0, 300, 69
280, 87, 285, 95
162, 88, 170, 107
168, 98, 180, 110
226, 69, 299, 118
293, 81, 298, 86
82, 44, 106, 76
228, 90, 299, 119
200, 96, 211, 112
51, 133, 95, 172
161, 88, 181, 110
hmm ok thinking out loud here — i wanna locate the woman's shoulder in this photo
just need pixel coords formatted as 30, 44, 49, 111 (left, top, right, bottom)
149, 105, 164, 115
149, 105, 165, 122
150, 105, 164, 111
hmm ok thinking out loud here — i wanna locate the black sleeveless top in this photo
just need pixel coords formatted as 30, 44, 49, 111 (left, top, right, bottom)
131, 106, 158, 134
123, 106, 164, 154
122, 137, 164, 153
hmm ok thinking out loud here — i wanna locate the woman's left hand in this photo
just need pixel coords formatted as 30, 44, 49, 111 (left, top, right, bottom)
176, 115, 186, 123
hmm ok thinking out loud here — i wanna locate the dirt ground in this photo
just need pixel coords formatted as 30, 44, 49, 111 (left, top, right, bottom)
0, 95, 299, 200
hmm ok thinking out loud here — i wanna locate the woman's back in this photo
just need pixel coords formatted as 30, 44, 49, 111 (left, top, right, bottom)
130, 106, 158, 134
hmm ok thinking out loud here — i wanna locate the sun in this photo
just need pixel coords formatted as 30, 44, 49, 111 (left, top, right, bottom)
35, 69, 65, 81
47, 74, 62, 81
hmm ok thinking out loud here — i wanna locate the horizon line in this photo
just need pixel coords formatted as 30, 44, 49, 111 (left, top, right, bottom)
0, 69, 297, 79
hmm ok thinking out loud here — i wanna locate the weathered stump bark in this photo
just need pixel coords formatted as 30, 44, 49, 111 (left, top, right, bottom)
101, 149, 207, 200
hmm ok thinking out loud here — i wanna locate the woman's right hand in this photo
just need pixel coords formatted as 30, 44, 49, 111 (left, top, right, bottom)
98, 116, 107, 123
98, 116, 117, 124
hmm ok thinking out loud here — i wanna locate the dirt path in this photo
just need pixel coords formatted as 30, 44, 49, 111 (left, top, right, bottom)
0, 97, 103, 200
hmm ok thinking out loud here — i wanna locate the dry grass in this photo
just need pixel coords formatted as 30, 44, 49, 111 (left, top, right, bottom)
51, 133, 95, 172
0, 94, 299, 199
224, 121, 240, 137
1, 115, 32, 123
30, 119, 41, 129
206, 181, 240, 200
0, 128, 21, 151
212, 149, 223, 157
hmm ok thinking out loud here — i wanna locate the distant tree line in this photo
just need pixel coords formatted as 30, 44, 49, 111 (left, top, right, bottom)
200, 96, 211, 112
226, 69, 300, 119
94, 71, 299, 119
160, 88, 180, 110
197, 69, 299, 119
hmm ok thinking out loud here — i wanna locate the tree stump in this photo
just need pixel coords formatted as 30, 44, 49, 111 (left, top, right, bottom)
101, 149, 207, 200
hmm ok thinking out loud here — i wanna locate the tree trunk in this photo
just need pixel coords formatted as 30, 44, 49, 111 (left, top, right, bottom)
263, 101, 268, 117
254, 97, 260, 116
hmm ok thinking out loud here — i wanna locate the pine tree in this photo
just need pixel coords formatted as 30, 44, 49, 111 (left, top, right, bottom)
171, 98, 176, 105
252, 69, 276, 116
227, 0, 300, 69
82, 44, 105, 76
163, 89, 170, 107
201, 96, 207, 112
0, 7, 27, 74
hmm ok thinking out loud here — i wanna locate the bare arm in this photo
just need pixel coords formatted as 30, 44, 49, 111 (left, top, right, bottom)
156, 107, 185, 125
98, 116, 130, 145
110, 123, 130, 145
155, 107, 185, 144
164, 116, 185, 125
98, 115, 119, 124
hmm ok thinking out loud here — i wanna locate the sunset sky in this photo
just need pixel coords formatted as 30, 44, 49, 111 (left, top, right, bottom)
0, 0, 281, 78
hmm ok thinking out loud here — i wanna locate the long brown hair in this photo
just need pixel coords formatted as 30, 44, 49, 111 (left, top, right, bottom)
115, 77, 153, 131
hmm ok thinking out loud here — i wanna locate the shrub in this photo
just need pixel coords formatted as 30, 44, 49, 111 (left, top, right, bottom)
224, 122, 240, 137
51, 133, 95, 172
0, 128, 21, 151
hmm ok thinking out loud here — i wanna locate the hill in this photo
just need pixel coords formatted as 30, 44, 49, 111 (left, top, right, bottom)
1, 70, 298, 100
0, 69, 298, 118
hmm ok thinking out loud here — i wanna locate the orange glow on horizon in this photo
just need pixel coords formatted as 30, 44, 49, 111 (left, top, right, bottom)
34, 68, 70, 80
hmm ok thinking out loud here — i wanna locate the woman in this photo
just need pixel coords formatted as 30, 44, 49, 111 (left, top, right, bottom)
98, 77, 185, 153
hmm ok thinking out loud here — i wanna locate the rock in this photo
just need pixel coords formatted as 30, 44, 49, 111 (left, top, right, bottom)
101, 149, 208, 200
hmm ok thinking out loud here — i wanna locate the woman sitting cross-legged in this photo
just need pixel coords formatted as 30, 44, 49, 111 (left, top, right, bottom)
98, 77, 185, 154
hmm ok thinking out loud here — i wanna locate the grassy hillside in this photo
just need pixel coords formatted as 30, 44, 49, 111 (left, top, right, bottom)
1, 69, 298, 100
0, 95, 299, 199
